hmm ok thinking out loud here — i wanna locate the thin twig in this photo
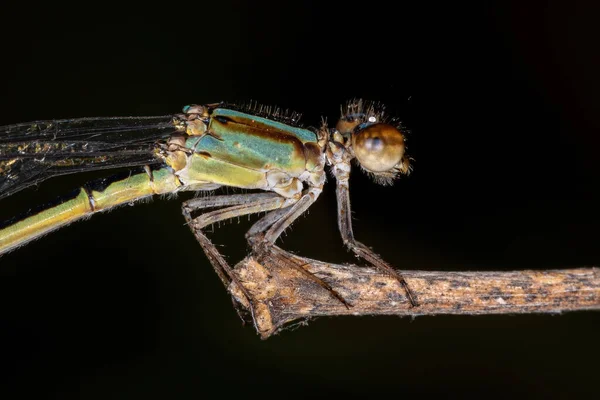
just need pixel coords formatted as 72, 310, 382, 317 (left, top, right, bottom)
227, 246, 600, 339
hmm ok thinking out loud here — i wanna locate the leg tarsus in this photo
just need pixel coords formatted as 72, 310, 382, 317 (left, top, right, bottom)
346, 240, 418, 307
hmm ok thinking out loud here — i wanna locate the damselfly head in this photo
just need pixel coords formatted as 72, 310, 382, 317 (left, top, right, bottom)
336, 99, 412, 184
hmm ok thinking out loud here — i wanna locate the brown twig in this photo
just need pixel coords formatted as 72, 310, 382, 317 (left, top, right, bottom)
227, 246, 600, 339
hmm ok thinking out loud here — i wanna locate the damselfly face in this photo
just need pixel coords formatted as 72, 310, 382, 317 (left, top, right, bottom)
333, 100, 411, 184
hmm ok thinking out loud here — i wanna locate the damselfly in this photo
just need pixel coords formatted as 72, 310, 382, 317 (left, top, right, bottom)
0, 100, 417, 317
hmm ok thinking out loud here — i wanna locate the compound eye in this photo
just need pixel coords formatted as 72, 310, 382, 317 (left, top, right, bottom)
352, 123, 406, 172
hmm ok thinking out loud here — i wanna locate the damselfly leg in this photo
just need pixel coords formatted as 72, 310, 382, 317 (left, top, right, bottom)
182, 193, 287, 324
333, 164, 418, 307
245, 185, 351, 308
182, 189, 351, 326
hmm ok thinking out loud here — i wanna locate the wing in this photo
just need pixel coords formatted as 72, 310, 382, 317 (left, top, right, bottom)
0, 115, 178, 200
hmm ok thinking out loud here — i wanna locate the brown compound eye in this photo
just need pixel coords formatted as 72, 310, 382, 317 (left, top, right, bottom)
352, 123, 406, 172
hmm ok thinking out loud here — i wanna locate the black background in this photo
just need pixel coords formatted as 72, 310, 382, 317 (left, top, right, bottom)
1, 2, 599, 399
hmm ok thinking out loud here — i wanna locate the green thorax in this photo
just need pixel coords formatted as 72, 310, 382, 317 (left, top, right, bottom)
186, 108, 319, 175
176, 107, 324, 194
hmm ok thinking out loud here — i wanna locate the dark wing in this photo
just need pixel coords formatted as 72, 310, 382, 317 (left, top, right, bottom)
0, 115, 178, 200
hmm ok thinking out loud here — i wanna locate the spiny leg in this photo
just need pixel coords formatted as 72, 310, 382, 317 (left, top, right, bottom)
335, 177, 418, 307
246, 186, 351, 308
183, 193, 286, 286
182, 193, 291, 323
245, 207, 289, 246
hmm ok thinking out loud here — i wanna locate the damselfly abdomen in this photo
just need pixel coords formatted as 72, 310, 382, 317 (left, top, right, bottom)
0, 100, 417, 318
